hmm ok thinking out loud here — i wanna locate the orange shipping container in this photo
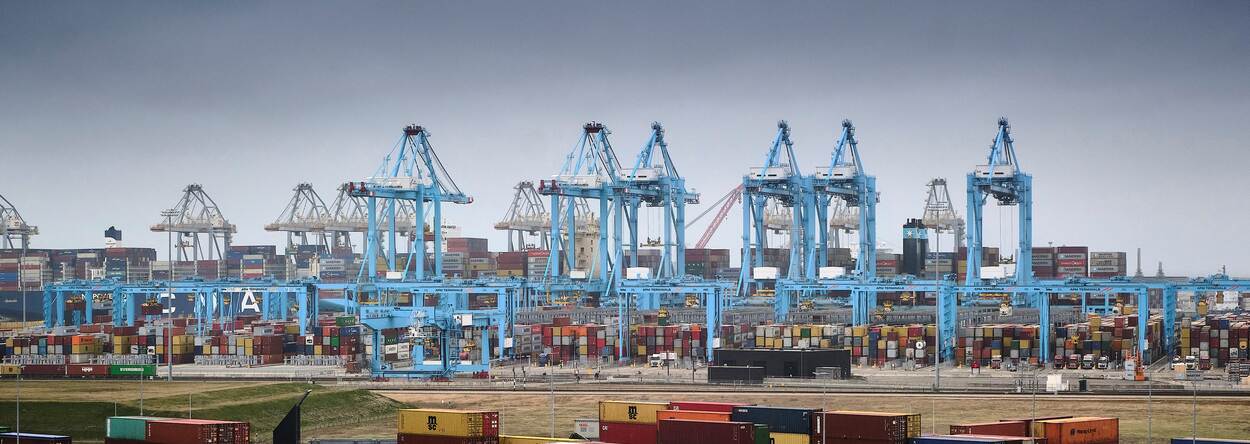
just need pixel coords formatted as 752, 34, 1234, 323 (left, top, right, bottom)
656, 410, 732, 422
1034, 417, 1118, 444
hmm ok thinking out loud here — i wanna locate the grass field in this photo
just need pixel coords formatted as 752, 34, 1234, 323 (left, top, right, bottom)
379, 391, 1250, 443
0, 380, 1246, 443
0, 381, 407, 443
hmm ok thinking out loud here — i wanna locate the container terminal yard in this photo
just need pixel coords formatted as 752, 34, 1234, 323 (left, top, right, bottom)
1, 117, 1248, 443
3, 2, 1250, 444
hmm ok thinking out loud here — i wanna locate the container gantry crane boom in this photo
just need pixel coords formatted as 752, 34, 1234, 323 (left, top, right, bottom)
265, 183, 332, 254
0, 193, 37, 249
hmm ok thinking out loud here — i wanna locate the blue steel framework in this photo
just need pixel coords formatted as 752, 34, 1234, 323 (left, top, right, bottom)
809, 120, 878, 325
537, 122, 622, 300
44, 279, 316, 334
351, 124, 471, 284
740, 121, 814, 296
538, 122, 723, 361
36, 119, 1250, 374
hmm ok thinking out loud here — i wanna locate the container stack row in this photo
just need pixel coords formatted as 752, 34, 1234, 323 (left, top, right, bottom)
1179, 314, 1250, 369
1053, 315, 1163, 367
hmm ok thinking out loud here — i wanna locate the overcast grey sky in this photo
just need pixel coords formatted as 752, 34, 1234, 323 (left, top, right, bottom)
2, 1, 1247, 276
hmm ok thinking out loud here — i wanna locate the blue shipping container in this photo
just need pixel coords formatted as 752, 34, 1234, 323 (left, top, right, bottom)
730, 406, 818, 435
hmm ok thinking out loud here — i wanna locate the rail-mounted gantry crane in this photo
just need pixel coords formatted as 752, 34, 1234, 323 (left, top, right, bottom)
150, 184, 237, 260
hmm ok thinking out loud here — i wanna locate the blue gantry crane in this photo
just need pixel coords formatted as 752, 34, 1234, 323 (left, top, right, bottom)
965, 118, 1033, 287
351, 124, 471, 283
810, 120, 878, 325
741, 121, 815, 299
335, 124, 522, 377
538, 122, 621, 300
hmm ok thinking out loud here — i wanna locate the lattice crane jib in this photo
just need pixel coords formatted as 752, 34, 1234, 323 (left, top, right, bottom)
150, 184, 237, 260
684, 184, 744, 250
0, 193, 38, 249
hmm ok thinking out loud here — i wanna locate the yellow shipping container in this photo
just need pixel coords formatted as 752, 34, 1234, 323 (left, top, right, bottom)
770, 432, 810, 444
501, 436, 582, 444
0, 364, 20, 375
398, 409, 497, 437
599, 401, 668, 424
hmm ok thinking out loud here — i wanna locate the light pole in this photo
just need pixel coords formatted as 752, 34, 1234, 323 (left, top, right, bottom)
548, 371, 555, 438
162, 209, 177, 382
16, 365, 23, 443
1191, 381, 1198, 440
19, 243, 26, 325
1147, 376, 1152, 444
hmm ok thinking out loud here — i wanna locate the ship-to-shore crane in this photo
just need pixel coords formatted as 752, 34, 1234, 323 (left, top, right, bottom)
265, 183, 332, 254
0, 193, 37, 249
150, 184, 236, 260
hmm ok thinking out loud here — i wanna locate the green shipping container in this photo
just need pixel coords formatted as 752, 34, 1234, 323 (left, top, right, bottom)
107, 416, 163, 440
753, 424, 770, 444
330, 337, 340, 347
335, 316, 356, 327
109, 364, 156, 377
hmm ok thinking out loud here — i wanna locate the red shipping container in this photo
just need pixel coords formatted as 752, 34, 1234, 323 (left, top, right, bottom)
600, 421, 657, 444
949, 421, 1027, 436
813, 411, 919, 444
21, 365, 65, 376
145, 419, 250, 444
0, 433, 72, 444
67, 364, 110, 377
396, 435, 499, 444
657, 419, 754, 444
